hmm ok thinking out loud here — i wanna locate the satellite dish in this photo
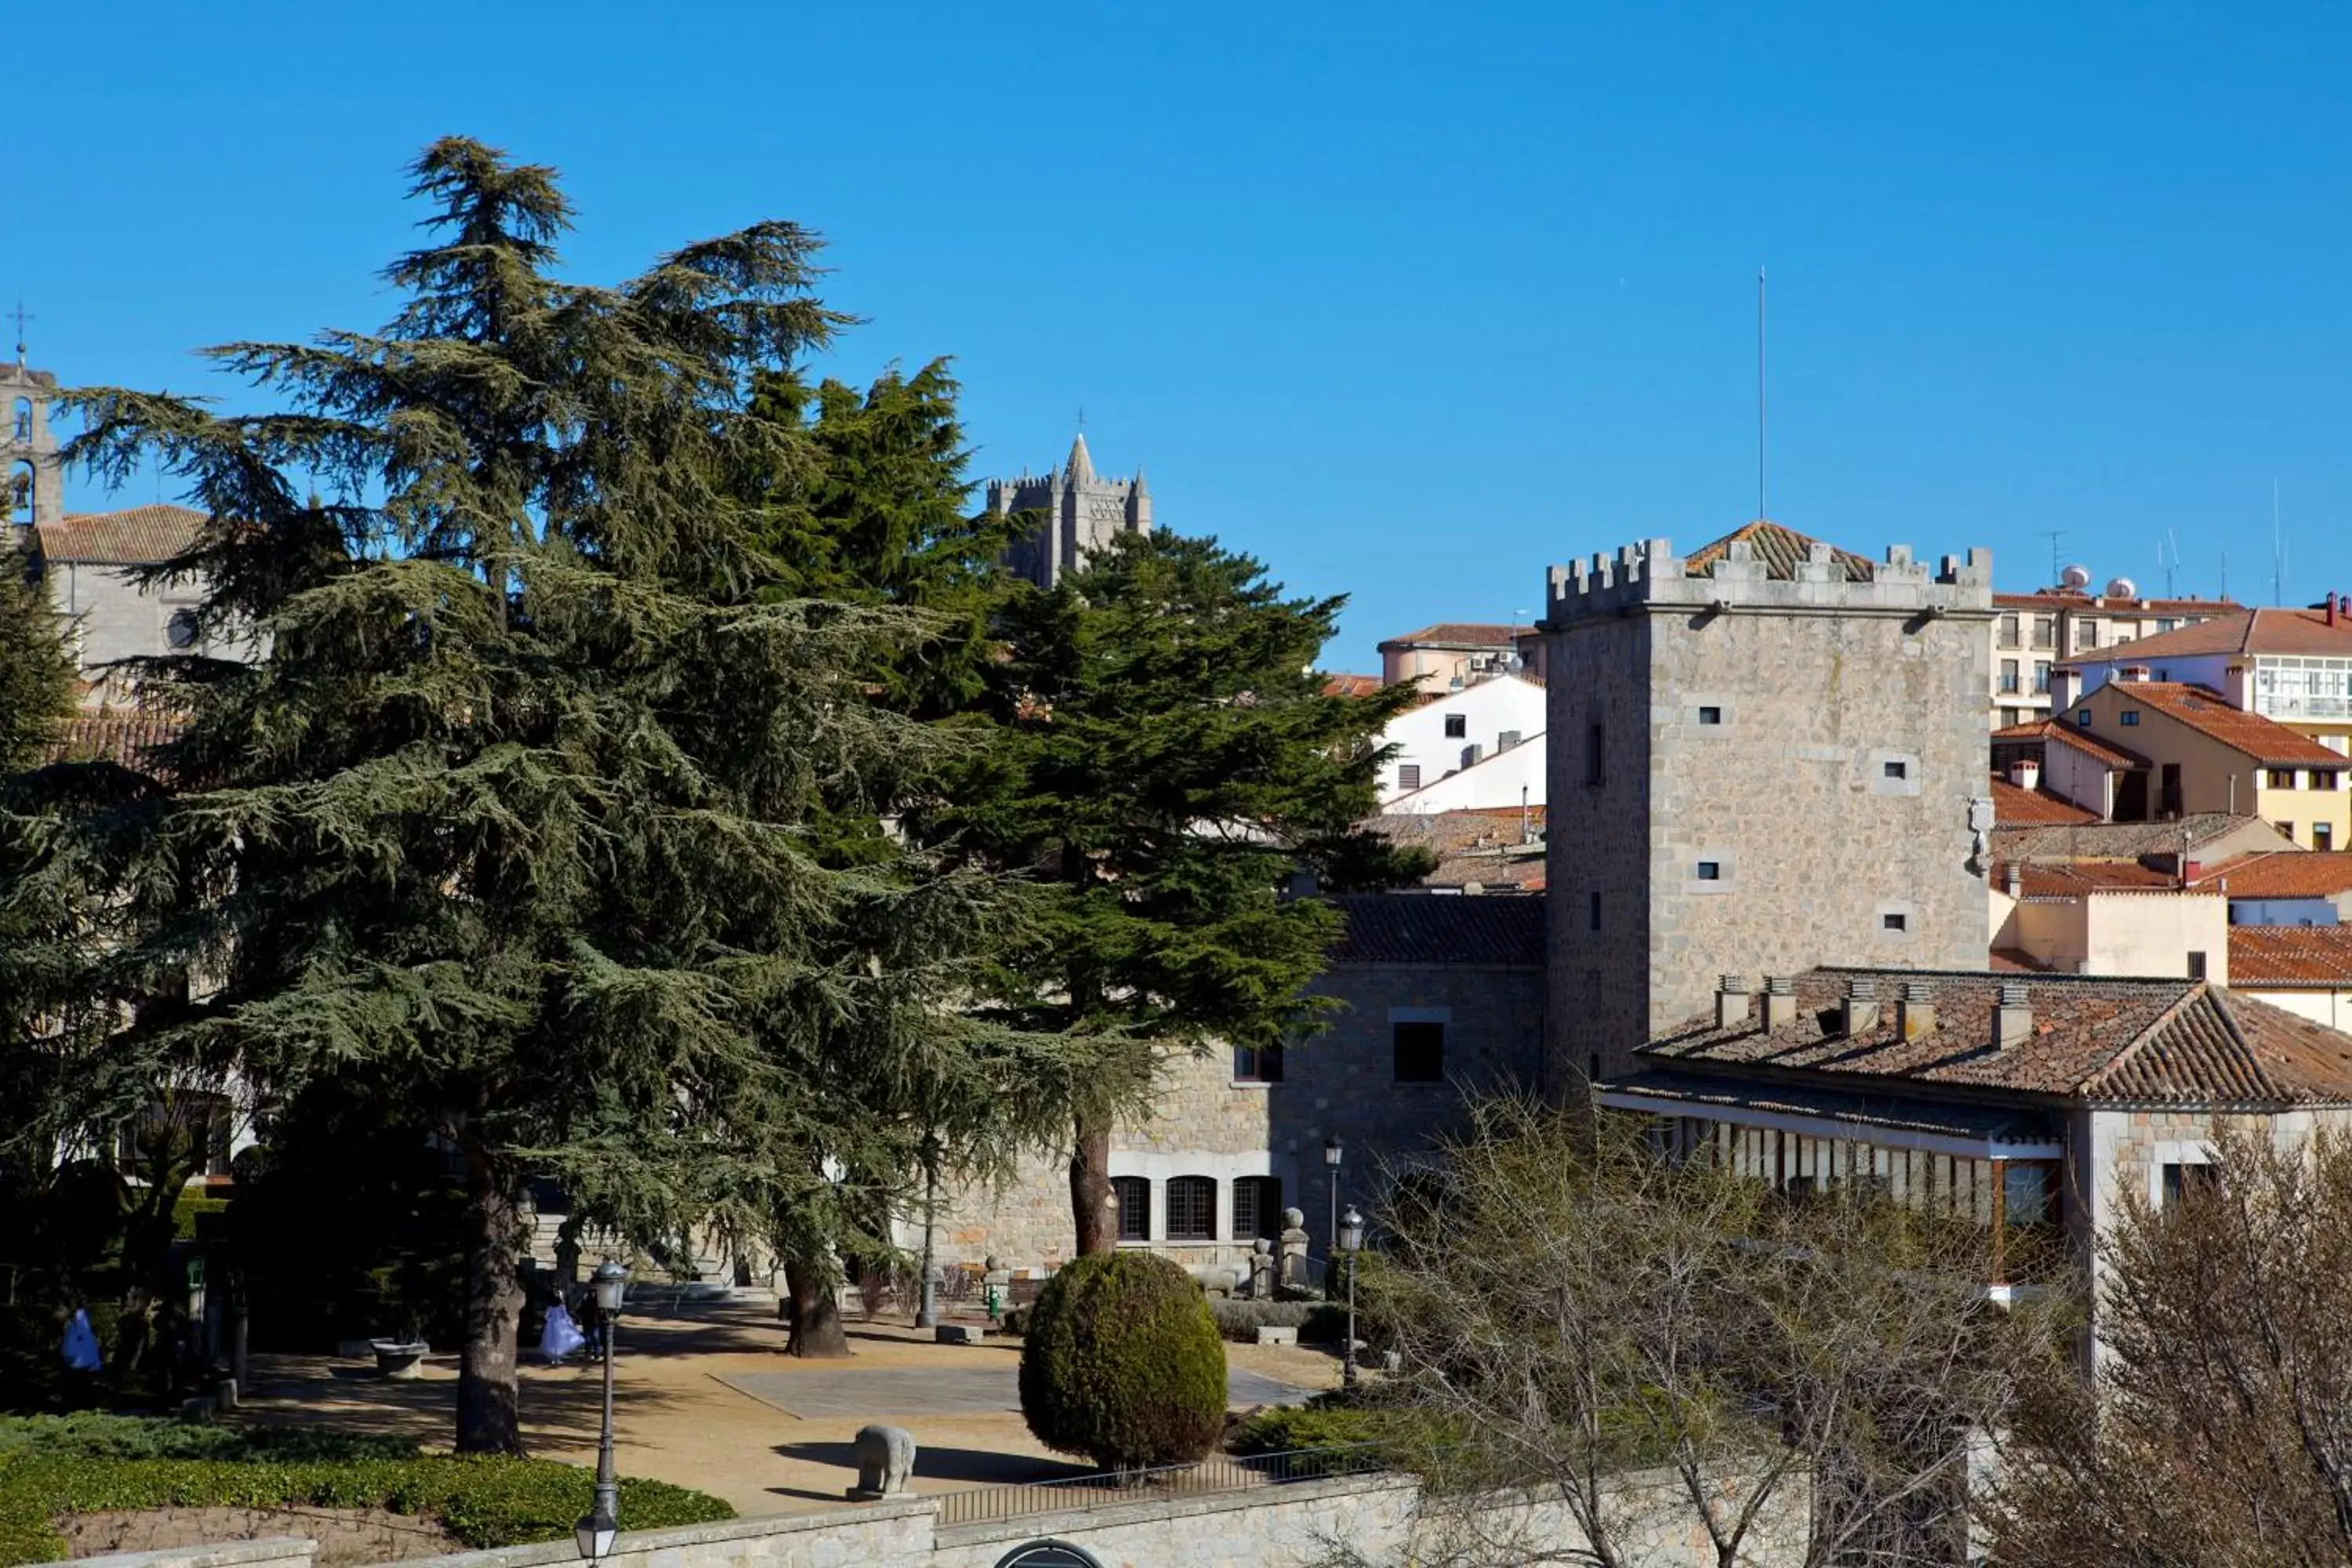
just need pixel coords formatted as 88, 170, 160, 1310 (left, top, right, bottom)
2060, 564, 2092, 590
2105, 576, 2138, 601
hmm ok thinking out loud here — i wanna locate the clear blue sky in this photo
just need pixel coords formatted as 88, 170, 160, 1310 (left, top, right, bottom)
17, 2, 2352, 668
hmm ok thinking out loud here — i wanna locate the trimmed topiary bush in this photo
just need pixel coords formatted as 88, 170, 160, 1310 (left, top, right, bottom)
1205, 1299, 1349, 1344
1018, 1252, 1226, 1471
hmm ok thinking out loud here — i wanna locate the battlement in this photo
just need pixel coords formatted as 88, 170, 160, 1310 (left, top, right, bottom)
1543, 535, 1993, 626
985, 471, 1145, 514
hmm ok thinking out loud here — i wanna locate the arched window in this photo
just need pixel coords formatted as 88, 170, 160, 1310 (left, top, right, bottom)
1165, 1176, 1217, 1242
166, 609, 200, 650
1110, 1175, 1149, 1242
6, 460, 30, 524
12, 397, 31, 445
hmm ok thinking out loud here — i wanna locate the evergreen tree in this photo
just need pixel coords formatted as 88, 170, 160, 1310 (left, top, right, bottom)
38, 138, 1062, 1447
925, 531, 1429, 1254
0, 528, 74, 774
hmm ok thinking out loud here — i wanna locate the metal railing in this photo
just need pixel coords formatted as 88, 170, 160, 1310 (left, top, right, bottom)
933, 1442, 1389, 1528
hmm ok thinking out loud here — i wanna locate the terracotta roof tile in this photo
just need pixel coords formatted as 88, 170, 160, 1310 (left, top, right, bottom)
1992, 717, 2147, 769
34, 504, 208, 565
2229, 926, 2352, 987
1992, 588, 2239, 614
1326, 893, 1544, 965
1363, 811, 1545, 891
1377, 623, 1523, 650
2192, 852, 2352, 899
1990, 775, 2102, 826
2058, 606, 2352, 665
2101, 682, 2347, 765
1642, 967, 2352, 1106
1991, 813, 2292, 864
1681, 521, 1875, 583
2005, 860, 2186, 896
1322, 673, 1383, 699
42, 711, 185, 771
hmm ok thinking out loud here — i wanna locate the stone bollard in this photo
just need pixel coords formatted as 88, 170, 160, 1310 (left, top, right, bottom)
214, 1378, 239, 1413
1249, 1237, 1276, 1300
1279, 1207, 1309, 1292
847, 1423, 916, 1501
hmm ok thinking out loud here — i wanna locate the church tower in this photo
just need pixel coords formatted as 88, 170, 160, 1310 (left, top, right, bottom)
985, 432, 1154, 588
4, 320, 65, 531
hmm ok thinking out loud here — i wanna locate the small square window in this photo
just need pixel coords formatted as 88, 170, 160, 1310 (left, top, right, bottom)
1233, 1044, 1283, 1083
1443, 713, 1467, 739
1882, 913, 1908, 932
1696, 861, 1721, 880
1397, 764, 1421, 791
1697, 706, 1722, 725
1588, 891, 1602, 931
1882, 760, 1907, 780
2121, 711, 2140, 726
2076, 710, 2094, 728
1393, 1021, 1445, 1082
2187, 951, 2208, 980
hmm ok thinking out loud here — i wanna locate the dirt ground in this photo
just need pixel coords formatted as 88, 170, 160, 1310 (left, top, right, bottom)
63, 1507, 463, 1565
239, 1295, 1344, 1519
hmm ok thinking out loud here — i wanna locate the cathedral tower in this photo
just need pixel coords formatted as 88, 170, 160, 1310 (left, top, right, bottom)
985, 432, 1153, 588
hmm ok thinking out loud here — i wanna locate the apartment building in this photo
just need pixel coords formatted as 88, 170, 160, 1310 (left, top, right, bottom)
2055, 601, 2352, 757
1988, 583, 2238, 729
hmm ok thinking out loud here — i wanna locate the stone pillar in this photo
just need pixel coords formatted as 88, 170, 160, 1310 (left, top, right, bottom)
1249, 1237, 1276, 1300
1278, 1207, 1309, 1293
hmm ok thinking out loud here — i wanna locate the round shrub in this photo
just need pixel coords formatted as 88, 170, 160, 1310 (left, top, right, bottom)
1018, 1252, 1226, 1471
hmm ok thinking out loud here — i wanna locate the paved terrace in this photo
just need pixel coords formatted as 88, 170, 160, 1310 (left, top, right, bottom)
238, 1294, 1338, 1516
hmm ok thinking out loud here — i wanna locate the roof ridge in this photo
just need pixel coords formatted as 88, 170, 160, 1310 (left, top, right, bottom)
2085, 982, 2281, 1102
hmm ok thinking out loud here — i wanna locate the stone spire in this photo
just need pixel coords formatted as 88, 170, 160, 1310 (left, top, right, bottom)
1064, 431, 1094, 485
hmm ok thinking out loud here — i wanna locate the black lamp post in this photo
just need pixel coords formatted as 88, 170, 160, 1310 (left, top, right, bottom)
1338, 1205, 1363, 1389
1323, 1137, 1344, 1260
575, 1258, 630, 1561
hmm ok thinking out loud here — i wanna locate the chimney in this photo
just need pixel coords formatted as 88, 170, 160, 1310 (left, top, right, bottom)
1762, 975, 1800, 1031
1842, 975, 1881, 1036
2331, 591, 2340, 628
1898, 981, 1937, 1040
2003, 861, 2024, 899
1715, 974, 1751, 1030
2009, 757, 2042, 793
1994, 980, 2034, 1049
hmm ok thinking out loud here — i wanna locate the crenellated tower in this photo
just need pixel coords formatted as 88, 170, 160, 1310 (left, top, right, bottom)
985, 432, 1153, 588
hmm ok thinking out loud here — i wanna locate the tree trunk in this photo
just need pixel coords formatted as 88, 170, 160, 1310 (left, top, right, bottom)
456, 1144, 527, 1455
1070, 1109, 1115, 1257
782, 1252, 848, 1358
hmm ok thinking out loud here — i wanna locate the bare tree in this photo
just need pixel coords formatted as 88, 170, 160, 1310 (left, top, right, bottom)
1986, 1125, 2352, 1568
1364, 1099, 2053, 1568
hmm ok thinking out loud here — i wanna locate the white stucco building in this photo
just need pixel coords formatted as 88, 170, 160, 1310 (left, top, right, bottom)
1373, 672, 1546, 811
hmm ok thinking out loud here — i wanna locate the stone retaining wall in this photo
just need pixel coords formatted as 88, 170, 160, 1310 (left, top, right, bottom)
42, 1468, 1809, 1568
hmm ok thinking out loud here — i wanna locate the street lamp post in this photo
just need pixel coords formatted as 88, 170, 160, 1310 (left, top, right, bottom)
914, 1134, 941, 1330
1323, 1137, 1343, 1261
1338, 1205, 1363, 1389
575, 1258, 630, 1562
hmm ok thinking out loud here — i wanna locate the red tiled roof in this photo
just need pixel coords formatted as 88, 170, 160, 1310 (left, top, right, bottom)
2100, 682, 2347, 765
1681, 521, 1875, 583
2192, 852, 2352, 899
1327, 893, 1544, 965
1992, 588, 2238, 615
1363, 810, 1545, 891
42, 711, 185, 771
2230, 926, 2352, 987
1642, 968, 2352, 1106
34, 504, 208, 565
1990, 775, 2101, 827
1377, 623, 1524, 650
1322, 673, 1383, 699
2056, 606, 2352, 665
1992, 717, 2147, 770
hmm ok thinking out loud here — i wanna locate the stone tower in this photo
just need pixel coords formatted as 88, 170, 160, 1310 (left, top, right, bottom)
1538, 521, 1995, 1083
3, 339, 64, 531
985, 433, 1152, 588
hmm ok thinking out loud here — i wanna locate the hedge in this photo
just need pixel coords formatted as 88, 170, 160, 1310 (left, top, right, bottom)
0, 1419, 732, 1566
1205, 1299, 1348, 1344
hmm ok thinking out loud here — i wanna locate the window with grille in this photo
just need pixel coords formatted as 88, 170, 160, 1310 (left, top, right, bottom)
1394, 1021, 1446, 1082
1166, 1176, 1217, 1241
1112, 1175, 1150, 1242
1232, 1176, 1283, 1245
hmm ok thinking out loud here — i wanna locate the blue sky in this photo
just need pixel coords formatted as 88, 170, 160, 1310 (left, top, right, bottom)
16, 2, 2352, 667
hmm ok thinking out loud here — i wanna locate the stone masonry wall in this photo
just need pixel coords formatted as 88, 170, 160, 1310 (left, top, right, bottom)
924, 958, 1544, 1276
56, 1469, 1813, 1568
1543, 536, 1993, 1080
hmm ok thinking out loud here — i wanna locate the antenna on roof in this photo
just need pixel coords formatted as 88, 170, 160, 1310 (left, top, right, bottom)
1756, 267, 1768, 521
2160, 529, 2179, 597
2034, 531, 2067, 585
